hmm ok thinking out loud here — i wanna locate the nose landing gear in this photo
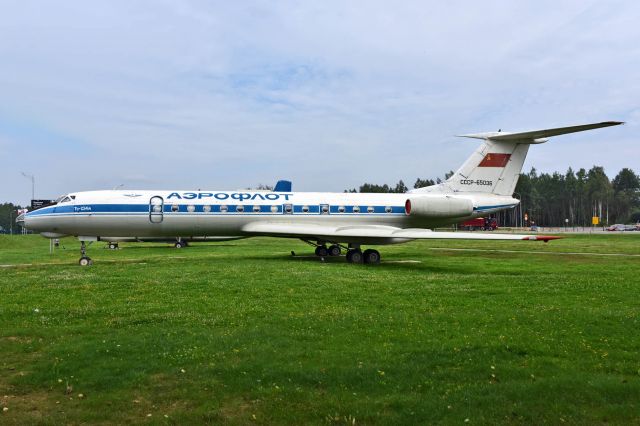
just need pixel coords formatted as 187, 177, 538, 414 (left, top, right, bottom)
79, 241, 93, 266
174, 238, 189, 249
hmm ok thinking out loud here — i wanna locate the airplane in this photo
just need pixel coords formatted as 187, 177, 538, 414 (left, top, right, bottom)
17, 121, 622, 266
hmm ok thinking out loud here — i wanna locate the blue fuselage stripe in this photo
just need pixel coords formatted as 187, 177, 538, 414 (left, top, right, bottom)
27, 203, 408, 217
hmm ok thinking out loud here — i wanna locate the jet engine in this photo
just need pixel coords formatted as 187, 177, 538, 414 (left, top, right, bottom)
405, 195, 473, 218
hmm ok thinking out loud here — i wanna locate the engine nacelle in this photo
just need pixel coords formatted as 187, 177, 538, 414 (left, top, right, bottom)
405, 196, 473, 218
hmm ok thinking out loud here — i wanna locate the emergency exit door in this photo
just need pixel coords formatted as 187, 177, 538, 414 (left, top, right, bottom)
149, 196, 164, 223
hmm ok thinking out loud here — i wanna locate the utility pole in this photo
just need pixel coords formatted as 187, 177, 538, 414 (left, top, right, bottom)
21, 172, 35, 202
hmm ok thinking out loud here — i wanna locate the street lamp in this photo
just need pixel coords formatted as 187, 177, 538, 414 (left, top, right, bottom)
513, 192, 522, 228
21, 172, 35, 201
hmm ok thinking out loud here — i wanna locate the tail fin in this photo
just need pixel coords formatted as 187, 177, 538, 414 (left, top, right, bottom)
413, 121, 623, 196
274, 180, 292, 192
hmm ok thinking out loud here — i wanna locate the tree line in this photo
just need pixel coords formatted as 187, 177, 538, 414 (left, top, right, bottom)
344, 172, 455, 195
0, 203, 26, 234
513, 166, 640, 227
346, 166, 640, 226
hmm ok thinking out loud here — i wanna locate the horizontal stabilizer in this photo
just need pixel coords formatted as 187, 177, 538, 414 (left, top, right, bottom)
458, 121, 623, 142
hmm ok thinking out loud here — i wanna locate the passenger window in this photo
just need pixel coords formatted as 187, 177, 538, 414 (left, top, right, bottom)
171, 204, 179, 212
187, 205, 195, 212
338, 206, 346, 213
367, 206, 375, 213
385, 206, 392, 213
321, 205, 329, 213
203, 205, 211, 213
236, 205, 244, 213
253, 205, 261, 212
270, 205, 278, 213
284, 204, 293, 214
220, 205, 228, 213
302, 205, 310, 213
353, 206, 360, 213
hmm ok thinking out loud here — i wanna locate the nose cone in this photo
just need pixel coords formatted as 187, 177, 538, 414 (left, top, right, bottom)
16, 212, 26, 227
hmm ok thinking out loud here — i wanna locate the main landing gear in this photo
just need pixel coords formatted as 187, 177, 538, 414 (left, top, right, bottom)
345, 247, 381, 264
79, 241, 93, 266
304, 240, 343, 258
313, 244, 342, 257
304, 240, 381, 265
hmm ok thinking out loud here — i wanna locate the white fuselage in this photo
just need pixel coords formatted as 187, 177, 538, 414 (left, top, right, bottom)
23, 189, 518, 242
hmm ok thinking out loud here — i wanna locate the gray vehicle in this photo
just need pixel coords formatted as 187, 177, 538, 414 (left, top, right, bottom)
606, 224, 637, 231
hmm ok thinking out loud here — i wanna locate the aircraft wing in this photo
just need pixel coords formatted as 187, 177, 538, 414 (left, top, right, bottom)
241, 222, 559, 242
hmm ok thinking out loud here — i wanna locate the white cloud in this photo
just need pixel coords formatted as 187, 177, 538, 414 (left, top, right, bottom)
0, 0, 638, 204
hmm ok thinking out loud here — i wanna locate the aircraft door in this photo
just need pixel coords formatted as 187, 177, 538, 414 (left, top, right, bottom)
149, 196, 164, 223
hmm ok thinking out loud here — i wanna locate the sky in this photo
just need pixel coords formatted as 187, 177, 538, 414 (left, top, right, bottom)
0, 0, 638, 205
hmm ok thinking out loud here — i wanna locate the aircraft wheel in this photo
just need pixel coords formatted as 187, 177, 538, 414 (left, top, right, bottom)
315, 246, 329, 257
346, 249, 363, 264
175, 241, 185, 249
328, 245, 341, 256
363, 249, 381, 264
79, 256, 92, 266
108, 243, 118, 250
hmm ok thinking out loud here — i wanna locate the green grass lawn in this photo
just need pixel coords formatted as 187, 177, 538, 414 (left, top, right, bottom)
0, 234, 639, 424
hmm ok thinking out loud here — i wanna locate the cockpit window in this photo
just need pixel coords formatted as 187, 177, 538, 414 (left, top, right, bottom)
55, 194, 74, 203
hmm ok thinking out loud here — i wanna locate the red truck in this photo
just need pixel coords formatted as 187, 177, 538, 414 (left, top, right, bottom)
460, 217, 498, 231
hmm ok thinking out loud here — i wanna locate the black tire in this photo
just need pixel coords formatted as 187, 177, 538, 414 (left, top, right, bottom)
175, 241, 184, 249
108, 243, 117, 250
328, 245, 341, 256
363, 249, 381, 264
315, 246, 328, 257
347, 250, 363, 264
79, 256, 92, 266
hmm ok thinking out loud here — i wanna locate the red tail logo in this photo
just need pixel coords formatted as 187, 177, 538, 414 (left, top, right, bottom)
478, 153, 511, 167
